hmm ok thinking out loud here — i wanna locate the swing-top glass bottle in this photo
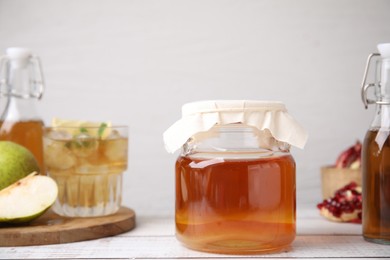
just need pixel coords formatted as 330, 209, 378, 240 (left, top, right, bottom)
0, 48, 45, 171
361, 43, 390, 244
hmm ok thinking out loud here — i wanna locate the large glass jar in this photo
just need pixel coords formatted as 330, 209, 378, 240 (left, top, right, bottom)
164, 100, 307, 254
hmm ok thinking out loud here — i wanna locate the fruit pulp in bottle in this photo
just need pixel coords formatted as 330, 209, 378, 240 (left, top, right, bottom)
0, 120, 45, 172
175, 152, 296, 254
363, 129, 390, 244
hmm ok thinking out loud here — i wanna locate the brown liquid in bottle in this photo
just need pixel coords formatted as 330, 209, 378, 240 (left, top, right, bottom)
363, 129, 390, 243
175, 153, 296, 254
0, 120, 45, 172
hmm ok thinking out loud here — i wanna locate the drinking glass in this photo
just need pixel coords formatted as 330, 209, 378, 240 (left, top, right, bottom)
43, 125, 128, 217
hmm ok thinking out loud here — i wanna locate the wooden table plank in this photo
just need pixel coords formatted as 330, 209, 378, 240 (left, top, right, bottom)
1, 235, 390, 259
0, 208, 387, 259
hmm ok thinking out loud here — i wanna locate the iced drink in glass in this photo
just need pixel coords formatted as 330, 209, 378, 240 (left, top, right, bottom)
43, 124, 128, 217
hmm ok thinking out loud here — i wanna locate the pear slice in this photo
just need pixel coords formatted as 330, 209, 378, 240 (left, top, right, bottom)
0, 172, 58, 223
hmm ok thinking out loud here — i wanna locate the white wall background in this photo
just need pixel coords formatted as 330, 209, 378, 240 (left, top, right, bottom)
0, 0, 389, 216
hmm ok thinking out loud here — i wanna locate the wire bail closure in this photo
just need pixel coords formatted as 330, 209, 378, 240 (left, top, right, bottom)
360, 53, 386, 109
0, 55, 45, 100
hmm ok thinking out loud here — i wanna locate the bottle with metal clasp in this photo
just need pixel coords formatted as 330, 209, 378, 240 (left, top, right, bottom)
361, 43, 390, 244
0, 47, 45, 172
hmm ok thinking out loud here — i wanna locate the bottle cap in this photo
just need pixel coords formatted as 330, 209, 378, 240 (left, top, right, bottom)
6, 47, 32, 69
378, 43, 390, 59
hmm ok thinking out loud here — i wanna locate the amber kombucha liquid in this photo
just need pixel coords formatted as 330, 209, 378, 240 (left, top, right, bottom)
175, 152, 296, 254
0, 120, 45, 171
363, 129, 390, 244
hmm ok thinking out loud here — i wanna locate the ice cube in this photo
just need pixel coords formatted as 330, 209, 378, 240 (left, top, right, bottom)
75, 163, 109, 174
106, 130, 121, 140
69, 133, 98, 157
48, 129, 72, 140
45, 142, 76, 170
104, 138, 128, 161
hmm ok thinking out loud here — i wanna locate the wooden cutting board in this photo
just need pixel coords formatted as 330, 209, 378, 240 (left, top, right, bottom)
0, 206, 135, 246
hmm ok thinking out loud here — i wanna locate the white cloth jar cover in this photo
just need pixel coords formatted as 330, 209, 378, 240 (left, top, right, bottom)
163, 100, 308, 153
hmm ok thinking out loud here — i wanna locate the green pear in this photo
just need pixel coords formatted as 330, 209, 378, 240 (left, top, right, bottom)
0, 172, 58, 223
0, 141, 40, 190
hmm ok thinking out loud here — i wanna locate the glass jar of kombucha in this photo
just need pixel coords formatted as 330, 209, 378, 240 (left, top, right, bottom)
0, 48, 45, 171
361, 43, 390, 244
164, 100, 307, 254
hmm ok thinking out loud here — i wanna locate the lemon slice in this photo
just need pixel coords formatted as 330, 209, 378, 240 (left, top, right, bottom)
51, 118, 112, 139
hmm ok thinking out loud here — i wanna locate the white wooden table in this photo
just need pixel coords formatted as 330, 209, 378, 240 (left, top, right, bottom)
1, 207, 390, 259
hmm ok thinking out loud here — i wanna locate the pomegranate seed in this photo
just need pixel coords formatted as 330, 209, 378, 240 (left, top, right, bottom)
317, 182, 362, 223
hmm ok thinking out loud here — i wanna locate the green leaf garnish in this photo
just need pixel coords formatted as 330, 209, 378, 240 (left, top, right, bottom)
79, 127, 88, 134
98, 123, 108, 139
